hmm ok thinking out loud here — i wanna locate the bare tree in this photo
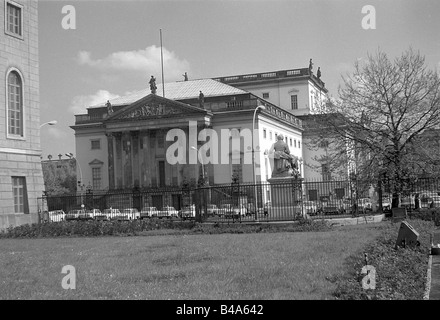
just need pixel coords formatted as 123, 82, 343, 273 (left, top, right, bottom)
310, 48, 440, 208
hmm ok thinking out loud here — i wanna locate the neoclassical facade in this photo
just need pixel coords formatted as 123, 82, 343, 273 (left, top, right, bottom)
71, 79, 304, 196
0, 0, 43, 229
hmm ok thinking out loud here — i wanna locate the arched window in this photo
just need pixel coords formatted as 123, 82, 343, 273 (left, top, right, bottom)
7, 71, 23, 136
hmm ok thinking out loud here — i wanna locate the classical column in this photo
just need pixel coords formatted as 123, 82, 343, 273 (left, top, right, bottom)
131, 131, 140, 188
122, 132, 133, 188
114, 132, 123, 189
106, 133, 115, 189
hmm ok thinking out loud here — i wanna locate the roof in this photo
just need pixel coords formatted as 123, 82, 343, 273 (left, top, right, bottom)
89, 78, 247, 109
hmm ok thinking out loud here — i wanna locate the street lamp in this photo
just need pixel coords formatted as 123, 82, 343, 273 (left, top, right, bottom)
66, 152, 84, 208
252, 105, 266, 221
39, 120, 57, 128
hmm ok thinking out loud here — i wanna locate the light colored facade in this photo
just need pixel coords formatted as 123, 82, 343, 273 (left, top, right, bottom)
214, 66, 332, 182
0, 0, 43, 229
71, 79, 303, 201
214, 66, 328, 116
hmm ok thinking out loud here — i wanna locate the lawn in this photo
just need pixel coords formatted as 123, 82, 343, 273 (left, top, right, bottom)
0, 223, 386, 300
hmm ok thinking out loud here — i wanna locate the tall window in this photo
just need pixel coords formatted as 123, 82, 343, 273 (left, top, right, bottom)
6, 1, 22, 37
322, 164, 331, 181
231, 152, 243, 183
263, 129, 266, 139
8, 71, 23, 136
12, 176, 28, 213
92, 167, 101, 190
291, 95, 298, 110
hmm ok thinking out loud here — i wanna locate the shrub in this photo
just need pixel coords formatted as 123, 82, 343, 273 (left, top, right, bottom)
408, 208, 440, 226
332, 219, 434, 300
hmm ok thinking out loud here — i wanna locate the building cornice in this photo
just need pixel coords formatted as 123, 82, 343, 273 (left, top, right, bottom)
0, 147, 42, 156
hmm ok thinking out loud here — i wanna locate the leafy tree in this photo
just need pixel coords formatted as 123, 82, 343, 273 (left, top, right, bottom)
311, 48, 440, 207
42, 159, 77, 195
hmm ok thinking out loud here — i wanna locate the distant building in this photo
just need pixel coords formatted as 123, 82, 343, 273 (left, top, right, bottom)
71, 79, 304, 208
0, 0, 44, 229
214, 66, 339, 180
214, 66, 328, 116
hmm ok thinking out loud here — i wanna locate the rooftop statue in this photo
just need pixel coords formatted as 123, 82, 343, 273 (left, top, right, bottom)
106, 100, 113, 114
149, 75, 157, 94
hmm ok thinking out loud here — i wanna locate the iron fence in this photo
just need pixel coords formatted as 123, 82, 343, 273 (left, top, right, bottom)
37, 177, 440, 223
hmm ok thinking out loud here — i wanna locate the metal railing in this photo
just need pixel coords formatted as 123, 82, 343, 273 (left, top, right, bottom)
37, 177, 440, 224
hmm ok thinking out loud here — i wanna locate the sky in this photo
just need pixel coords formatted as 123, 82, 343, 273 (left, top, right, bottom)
38, 0, 440, 159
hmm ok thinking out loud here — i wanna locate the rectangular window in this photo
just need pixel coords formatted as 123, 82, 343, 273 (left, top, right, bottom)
6, 1, 22, 37
291, 95, 298, 110
308, 190, 318, 201
263, 129, 266, 139
298, 141, 301, 148
269, 131, 272, 140
11, 176, 28, 213
290, 138, 292, 146
335, 188, 345, 199
294, 140, 297, 148
92, 167, 101, 190
91, 139, 101, 150
262, 92, 269, 99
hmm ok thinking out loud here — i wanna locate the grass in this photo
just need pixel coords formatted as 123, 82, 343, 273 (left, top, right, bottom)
0, 222, 386, 300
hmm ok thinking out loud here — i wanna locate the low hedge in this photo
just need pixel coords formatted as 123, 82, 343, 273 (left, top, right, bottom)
0, 217, 331, 239
407, 208, 440, 226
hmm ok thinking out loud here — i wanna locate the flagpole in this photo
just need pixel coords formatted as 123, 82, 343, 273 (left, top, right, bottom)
160, 29, 165, 98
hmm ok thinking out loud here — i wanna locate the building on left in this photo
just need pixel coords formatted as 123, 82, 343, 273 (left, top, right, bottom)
0, 0, 44, 229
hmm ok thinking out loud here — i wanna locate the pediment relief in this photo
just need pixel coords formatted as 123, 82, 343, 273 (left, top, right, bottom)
288, 88, 300, 94
108, 94, 207, 121
119, 102, 181, 119
89, 159, 104, 166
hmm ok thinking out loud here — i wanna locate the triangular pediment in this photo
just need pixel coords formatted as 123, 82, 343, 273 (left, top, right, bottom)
89, 159, 104, 166
105, 94, 209, 122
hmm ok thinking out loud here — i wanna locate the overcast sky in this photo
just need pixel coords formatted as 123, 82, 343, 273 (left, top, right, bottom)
38, 0, 440, 159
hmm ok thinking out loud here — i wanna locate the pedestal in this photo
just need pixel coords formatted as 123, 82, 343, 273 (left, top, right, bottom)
267, 176, 303, 218
267, 176, 302, 206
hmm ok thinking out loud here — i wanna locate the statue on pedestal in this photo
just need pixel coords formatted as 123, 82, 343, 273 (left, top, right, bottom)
269, 134, 300, 178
